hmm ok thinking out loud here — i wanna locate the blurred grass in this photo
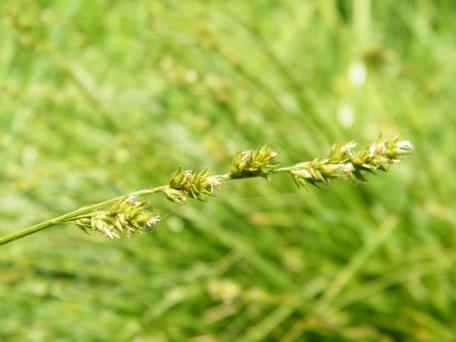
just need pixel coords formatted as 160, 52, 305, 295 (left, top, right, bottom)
1, 0, 456, 340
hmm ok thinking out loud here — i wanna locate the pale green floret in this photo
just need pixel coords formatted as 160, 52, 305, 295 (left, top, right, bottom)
290, 138, 414, 186
230, 145, 278, 178
74, 197, 160, 239
168, 169, 219, 201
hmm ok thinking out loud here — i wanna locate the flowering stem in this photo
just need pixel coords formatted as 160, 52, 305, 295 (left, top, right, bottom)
0, 138, 413, 246
0, 186, 167, 246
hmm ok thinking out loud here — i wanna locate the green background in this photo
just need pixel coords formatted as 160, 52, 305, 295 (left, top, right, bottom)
1, 0, 455, 340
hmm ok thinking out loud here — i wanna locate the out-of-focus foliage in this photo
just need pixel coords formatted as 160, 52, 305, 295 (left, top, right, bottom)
1, 0, 455, 340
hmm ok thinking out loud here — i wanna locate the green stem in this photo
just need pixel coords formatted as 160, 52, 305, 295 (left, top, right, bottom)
0, 219, 60, 246
0, 186, 167, 246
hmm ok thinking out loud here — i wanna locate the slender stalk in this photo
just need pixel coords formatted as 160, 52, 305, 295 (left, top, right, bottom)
0, 138, 413, 246
0, 220, 60, 246
0, 186, 167, 246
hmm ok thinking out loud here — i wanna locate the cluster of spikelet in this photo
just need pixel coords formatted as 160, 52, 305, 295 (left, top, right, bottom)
50, 137, 412, 241
289, 138, 414, 187
229, 145, 279, 178
73, 197, 160, 239
167, 169, 221, 201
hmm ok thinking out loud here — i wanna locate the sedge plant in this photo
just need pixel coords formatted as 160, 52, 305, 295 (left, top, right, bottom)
0, 137, 413, 246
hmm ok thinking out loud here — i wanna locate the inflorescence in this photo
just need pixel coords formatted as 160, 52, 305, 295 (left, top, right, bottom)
73, 197, 160, 239
0, 137, 413, 244
229, 145, 279, 179
288, 137, 414, 187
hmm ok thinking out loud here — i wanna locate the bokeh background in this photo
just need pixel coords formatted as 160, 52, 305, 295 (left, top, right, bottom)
1, 0, 455, 340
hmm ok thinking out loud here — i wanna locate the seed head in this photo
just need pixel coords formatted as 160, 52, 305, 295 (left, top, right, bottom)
230, 145, 278, 179
74, 197, 160, 239
168, 169, 219, 201
291, 137, 413, 186
350, 138, 414, 176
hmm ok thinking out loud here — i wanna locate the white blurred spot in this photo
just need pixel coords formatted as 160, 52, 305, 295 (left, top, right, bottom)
349, 62, 367, 87
337, 103, 355, 128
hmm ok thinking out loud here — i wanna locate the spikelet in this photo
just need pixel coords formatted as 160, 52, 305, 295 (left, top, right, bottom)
230, 145, 278, 179
167, 169, 221, 202
74, 197, 160, 239
291, 138, 413, 187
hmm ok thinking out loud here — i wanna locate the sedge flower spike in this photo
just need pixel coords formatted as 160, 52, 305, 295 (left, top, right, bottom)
230, 145, 278, 178
0, 137, 413, 245
289, 138, 414, 186
167, 169, 221, 202
74, 197, 160, 239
